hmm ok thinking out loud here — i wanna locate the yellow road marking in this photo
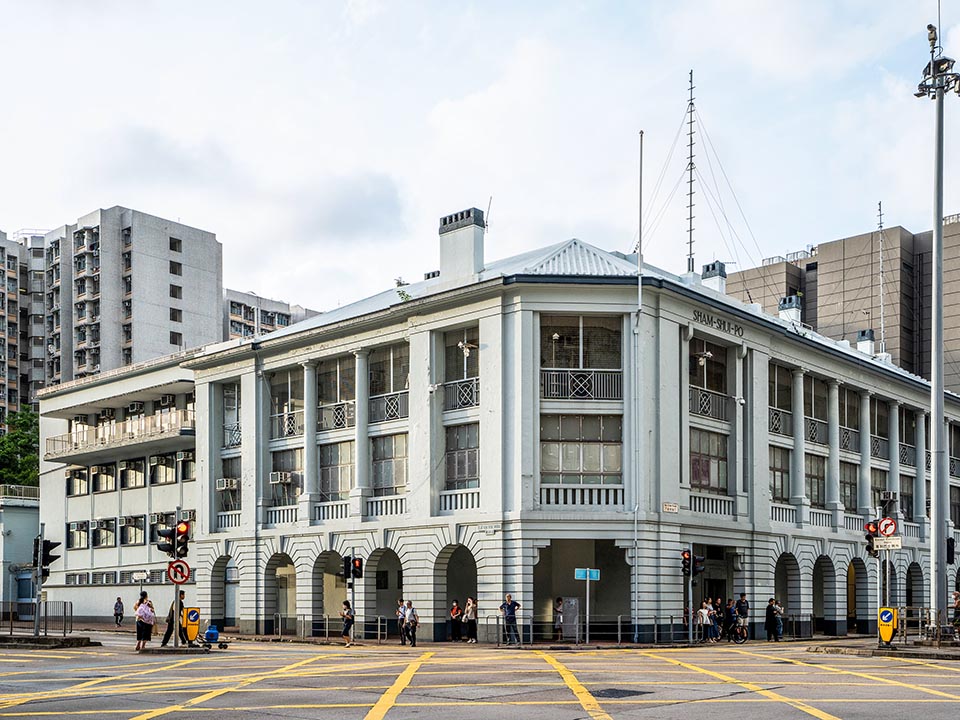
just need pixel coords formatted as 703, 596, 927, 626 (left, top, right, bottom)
728, 647, 960, 700
363, 651, 433, 720
535, 650, 613, 720
642, 650, 841, 720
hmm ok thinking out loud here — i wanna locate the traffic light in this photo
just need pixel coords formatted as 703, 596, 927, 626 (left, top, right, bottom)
175, 521, 190, 558
33, 537, 62, 580
157, 525, 177, 558
342, 555, 352, 579
351, 557, 363, 578
693, 555, 706, 577
948, 537, 956, 565
681, 549, 691, 576
864, 520, 879, 558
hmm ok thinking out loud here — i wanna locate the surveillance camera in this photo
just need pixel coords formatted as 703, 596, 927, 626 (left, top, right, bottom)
736, 397, 746, 406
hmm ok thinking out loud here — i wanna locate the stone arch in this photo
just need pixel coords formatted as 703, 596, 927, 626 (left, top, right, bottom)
208, 555, 232, 630
906, 561, 924, 609
847, 557, 870, 634
264, 552, 296, 634
312, 550, 347, 619
365, 547, 404, 623
433, 544, 478, 641
774, 552, 801, 614
813, 555, 841, 635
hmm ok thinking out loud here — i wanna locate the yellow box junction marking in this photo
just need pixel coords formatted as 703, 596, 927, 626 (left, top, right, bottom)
363, 651, 433, 720
535, 650, 613, 720
642, 650, 841, 720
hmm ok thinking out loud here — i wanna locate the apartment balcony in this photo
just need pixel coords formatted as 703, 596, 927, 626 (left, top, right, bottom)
540, 369, 622, 401
215, 510, 241, 531
369, 391, 409, 424
222, 422, 242, 448
270, 411, 303, 439
768, 407, 793, 436
539, 484, 624, 509
0, 484, 39, 503
899, 443, 917, 467
689, 386, 727, 421
805, 417, 827, 445
313, 500, 349, 522
444, 378, 480, 411
870, 435, 890, 460
318, 401, 355, 431
840, 426, 860, 452
44, 409, 196, 464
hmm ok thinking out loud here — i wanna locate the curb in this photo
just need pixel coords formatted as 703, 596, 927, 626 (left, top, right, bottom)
809, 644, 960, 661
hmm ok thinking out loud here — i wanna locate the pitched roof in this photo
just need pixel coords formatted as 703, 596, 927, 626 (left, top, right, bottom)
520, 238, 638, 277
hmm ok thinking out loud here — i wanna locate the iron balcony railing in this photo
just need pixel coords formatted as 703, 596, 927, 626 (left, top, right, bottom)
768, 407, 792, 436
270, 410, 304, 439
689, 386, 727, 421
444, 378, 480, 411
0, 484, 39, 500
899, 443, 917, 467
222, 422, 242, 448
805, 417, 827, 445
45, 410, 195, 457
540, 369, 622, 400
369, 391, 409, 423
318, 401, 356, 431
839, 426, 860, 452
871, 435, 890, 460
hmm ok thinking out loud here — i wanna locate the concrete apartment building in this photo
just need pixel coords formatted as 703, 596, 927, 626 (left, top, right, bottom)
0, 484, 40, 606
37, 206, 953, 640
727, 214, 960, 388
224, 289, 318, 340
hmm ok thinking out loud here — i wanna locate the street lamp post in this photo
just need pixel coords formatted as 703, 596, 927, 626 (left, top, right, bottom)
915, 23, 960, 630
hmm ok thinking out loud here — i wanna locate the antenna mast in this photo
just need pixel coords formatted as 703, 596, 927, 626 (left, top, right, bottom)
686, 69, 696, 273
878, 201, 886, 353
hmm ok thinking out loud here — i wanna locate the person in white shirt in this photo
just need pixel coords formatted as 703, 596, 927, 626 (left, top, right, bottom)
402, 600, 419, 648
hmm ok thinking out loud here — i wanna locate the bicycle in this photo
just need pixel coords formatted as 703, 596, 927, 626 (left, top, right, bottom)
732, 619, 748, 644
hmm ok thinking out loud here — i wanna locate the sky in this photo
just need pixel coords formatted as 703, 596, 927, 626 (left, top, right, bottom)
0, 1, 957, 312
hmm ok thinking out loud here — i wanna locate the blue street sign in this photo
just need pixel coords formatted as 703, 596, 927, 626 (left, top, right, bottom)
187, 609, 200, 622
575, 568, 600, 581
879, 609, 893, 623
575, 568, 587, 580
588, 569, 600, 581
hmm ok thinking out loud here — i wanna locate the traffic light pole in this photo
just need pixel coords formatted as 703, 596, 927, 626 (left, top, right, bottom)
687, 542, 694, 645
350, 546, 356, 644
33, 523, 44, 637
173, 506, 180, 650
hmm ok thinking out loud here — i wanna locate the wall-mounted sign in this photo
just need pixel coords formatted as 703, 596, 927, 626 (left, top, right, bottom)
693, 309, 744, 338
662, 502, 680, 514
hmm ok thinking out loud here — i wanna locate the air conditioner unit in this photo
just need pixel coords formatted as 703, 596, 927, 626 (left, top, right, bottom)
68, 521, 79, 531
215, 477, 239, 491
118, 516, 128, 527
99, 408, 115, 420
180, 509, 196, 521
160, 394, 175, 406
148, 457, 159, 466
97, 519, 111, 529
77, 521, 88, 531
127, 401, 144, 414
118, 461, 129, 470
72, 414, 85, 424
176, 451, 194, 461
269, 471, 291, 485
149, 513, 164, 524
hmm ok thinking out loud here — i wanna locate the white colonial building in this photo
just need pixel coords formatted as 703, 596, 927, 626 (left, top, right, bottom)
38, 208, 960, 639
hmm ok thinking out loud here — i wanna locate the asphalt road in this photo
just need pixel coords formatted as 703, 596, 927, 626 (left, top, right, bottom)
1, 635, 960, 719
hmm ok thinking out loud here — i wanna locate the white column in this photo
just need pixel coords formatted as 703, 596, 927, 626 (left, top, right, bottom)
299, 360, 318, 526
790, 369, 809, 523
350, 350, 371, 517
916, 410, 927, 540
888, 400, 901, 518
858, 390, 873, 516
826, 380, 843, 524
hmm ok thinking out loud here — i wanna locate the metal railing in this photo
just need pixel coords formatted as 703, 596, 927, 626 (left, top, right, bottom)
805, 417, 827, 445
871, 435, 889, 460
0, 484, 39, 500
270, 411, 304, 439
45, 410, 196, 457
689, 386, 728, 421
840, 426, 860, 452
294, 614, 388, 644
539, 485, 624, 508
951, 456, 960, 478
369, 391, 409, 423
899, 443, 917, 467
768, 407, 792, 436
318, 401, 356, 430
222, 422, 242, 448
2, 601, 73, 637
444, 378, 480, 410
540, 369, 623, 400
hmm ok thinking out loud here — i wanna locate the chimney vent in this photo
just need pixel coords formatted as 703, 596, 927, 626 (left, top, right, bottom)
777, 295, 802, 324
856, 328, 875, 355
439, 207, 485, 282
701, 261, 727, 294
424, 270, 440, 280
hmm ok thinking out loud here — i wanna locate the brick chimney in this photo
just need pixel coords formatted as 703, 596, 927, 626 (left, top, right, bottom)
439, 208, 485, 280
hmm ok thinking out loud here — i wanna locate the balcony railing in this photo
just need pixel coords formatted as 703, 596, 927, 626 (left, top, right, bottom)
0, 484, 39, 500
689, 387, 728, 421
844, 514, 863, 531
45, 410, 195, 458
770, 504, 797, 523
369, 391, 409, 424
903, 522, 921, 538
539, 484, 624, 508
266, 505, 298, 526
768, 407, 792, 436
314, 500, 349, 521
216, 511, 241, 531
689, 493, 733, 516
444, 378, 480, 411
927, 450, 932, 472
809, 509, 832, 527
270, 410, 304, 439
318, 401, 356, 431
951, 457, 960, 478
540, 369, 622, 401
805, 417, 827, 445
439, 488, 480, 512
366, 495, 406, 517
222, 422, 241, 448
899, 443, 917, 467
870, 435, 889, 460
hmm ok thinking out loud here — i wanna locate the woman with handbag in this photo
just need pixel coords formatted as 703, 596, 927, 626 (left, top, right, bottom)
133, 591, 155, 651
463, 597, 478, 643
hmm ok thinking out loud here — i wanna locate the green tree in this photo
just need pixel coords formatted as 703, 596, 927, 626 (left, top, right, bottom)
0, 407, 39, 486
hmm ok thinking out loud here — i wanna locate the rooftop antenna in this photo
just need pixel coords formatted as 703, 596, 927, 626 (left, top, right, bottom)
877, 201, 886, 353
485, 196, 493, 235
685, 70, 697, 273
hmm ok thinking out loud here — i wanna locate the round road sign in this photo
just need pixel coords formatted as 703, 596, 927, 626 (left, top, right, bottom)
878, 517, 898, 537
167, 559, 191, 584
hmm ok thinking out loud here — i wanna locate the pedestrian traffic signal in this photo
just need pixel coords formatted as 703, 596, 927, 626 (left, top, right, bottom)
948, 537, 956, 565
681, 549, 691, 576
693, 555, 706, 576
351, 557, 363, 578
864, 520, 879, 558
342, 555, 352, 579
157, 525, 177, 558
175, 521, 190, 558
32, 538, 62, 580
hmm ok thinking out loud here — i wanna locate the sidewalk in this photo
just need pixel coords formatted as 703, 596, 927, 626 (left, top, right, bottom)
808, 635, 960, 661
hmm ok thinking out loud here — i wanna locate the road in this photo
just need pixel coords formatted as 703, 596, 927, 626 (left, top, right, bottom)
1, 635, 959, 719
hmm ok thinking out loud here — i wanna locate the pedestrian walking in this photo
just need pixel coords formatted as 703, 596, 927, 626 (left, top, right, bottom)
114, 597, 124, 627
554, 597, 564, 641
697, 601, 712, 642
764, 598, 780, 642
396, 598, 407, 645
499, 593, 521, 645
402, 600, 419, 647
736, 592, 750, 638
724, 598, 737, 641
161, 590, 189, 647
450, 600, 463, 642
133, 591, 155, 651
340, 600, 355, 647
463, 597, 478, 643
774, 599, 784, 640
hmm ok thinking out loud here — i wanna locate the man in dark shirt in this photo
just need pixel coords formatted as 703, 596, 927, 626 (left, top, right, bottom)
499, 593, 521, 645
735, 593, 750, 638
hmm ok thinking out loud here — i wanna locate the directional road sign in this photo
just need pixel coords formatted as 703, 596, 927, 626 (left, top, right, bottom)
872, 536, 902, 550
574, 568, 600, 581
878, 517, 898, 537
167, 559, 191, 584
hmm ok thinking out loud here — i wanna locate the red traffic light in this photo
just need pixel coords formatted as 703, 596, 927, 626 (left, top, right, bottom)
176, 521, 190, 535
681, 550, 691, 560
864, 521, 878, 534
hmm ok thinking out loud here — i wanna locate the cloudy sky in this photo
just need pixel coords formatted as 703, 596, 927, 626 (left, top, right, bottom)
0, 1, 957, 311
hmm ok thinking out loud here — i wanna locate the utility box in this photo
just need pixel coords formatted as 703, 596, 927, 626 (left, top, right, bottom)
561, 597, 580, 640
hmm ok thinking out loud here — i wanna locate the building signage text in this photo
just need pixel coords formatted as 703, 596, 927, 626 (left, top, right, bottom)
693, 310, 744, 337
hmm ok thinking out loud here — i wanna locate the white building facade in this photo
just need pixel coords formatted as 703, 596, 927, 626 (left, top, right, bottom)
39, 208, 957, 638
